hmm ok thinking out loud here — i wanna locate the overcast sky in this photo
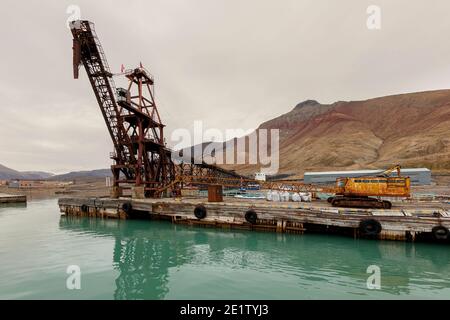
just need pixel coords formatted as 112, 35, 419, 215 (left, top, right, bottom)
1, 0, 450, 173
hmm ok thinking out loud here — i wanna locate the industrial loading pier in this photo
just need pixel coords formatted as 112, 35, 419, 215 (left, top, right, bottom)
0, 193, 26, 204
59, 20, 450, 244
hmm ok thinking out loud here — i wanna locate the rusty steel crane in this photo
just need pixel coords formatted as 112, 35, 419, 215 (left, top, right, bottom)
70, 20, 242, 198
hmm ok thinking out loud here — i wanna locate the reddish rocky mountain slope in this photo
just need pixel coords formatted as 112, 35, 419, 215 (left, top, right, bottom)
219, 89, 450, 178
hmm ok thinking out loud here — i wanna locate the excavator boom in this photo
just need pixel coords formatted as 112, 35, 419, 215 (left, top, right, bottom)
378, 164, 402, 177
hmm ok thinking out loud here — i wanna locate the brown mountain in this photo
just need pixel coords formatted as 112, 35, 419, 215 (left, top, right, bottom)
217, 89, 450, 178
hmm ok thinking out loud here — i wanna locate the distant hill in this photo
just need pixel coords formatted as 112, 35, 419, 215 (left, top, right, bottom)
49, 169, 112, 181
20, 171, 55, 179
0, 164, 22, 179
0, 163, 110, 181
0, 164, 54, 180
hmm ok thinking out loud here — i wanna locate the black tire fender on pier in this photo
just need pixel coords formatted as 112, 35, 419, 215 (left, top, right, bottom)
81, 204, 88, 213
432, 226, 449, 241
122, 202, 133, 214
194, 205, 207, 220
359, 219, 382, 236
245, 209, 258, 225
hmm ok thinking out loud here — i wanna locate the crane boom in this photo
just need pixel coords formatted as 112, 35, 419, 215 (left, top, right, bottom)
71, 20, 135, 169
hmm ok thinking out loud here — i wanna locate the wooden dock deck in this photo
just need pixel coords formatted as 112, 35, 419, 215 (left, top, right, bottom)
58, 196, 450, 243
0, 193, 27, 204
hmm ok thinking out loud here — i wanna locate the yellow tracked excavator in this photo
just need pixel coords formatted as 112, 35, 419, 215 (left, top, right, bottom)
327, 165, 411, 209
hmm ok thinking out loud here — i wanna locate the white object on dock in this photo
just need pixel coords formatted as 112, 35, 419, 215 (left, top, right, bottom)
300, 192, 312, 202
281, 191, 290, 202
292, 193, 302, 202
371, 210, 405, 217
320, 208, 340, 214
271, 191, 280, 202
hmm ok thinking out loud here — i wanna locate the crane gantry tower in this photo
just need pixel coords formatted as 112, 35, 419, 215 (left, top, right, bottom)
70, 20, 243, 198
71, 20, 175, 197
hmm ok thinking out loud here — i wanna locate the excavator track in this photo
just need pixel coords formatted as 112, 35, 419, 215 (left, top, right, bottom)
330, 196, 392, 209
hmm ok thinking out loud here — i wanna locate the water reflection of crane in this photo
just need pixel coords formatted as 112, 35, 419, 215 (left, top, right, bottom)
60, 217, 194, 299
59, 217, 450, 299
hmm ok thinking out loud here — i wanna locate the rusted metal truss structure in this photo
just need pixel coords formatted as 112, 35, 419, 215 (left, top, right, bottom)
153, 173, 336, 196
176, 175, 336, 194
70, 20, 243, 198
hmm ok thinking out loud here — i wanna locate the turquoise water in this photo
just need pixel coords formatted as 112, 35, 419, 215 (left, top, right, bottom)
0, 199, 449, 300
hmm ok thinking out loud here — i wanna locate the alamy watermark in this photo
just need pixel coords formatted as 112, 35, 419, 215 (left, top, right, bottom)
367, 5, 381, 30
170, 121, 280, 175
66, 265, 81, 290
366, 265, 381, 290
66, 5, 81, 29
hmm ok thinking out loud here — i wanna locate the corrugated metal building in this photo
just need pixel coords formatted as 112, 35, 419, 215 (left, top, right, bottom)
304, 168, 431, 185
8, 181, 19, 188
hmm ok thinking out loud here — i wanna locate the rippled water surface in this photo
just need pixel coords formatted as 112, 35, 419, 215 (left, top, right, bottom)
0, 199, 449, 299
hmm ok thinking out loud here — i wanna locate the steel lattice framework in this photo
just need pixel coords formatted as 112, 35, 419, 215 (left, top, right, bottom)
71, 20, 243, 197
164, 175, 335, 195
